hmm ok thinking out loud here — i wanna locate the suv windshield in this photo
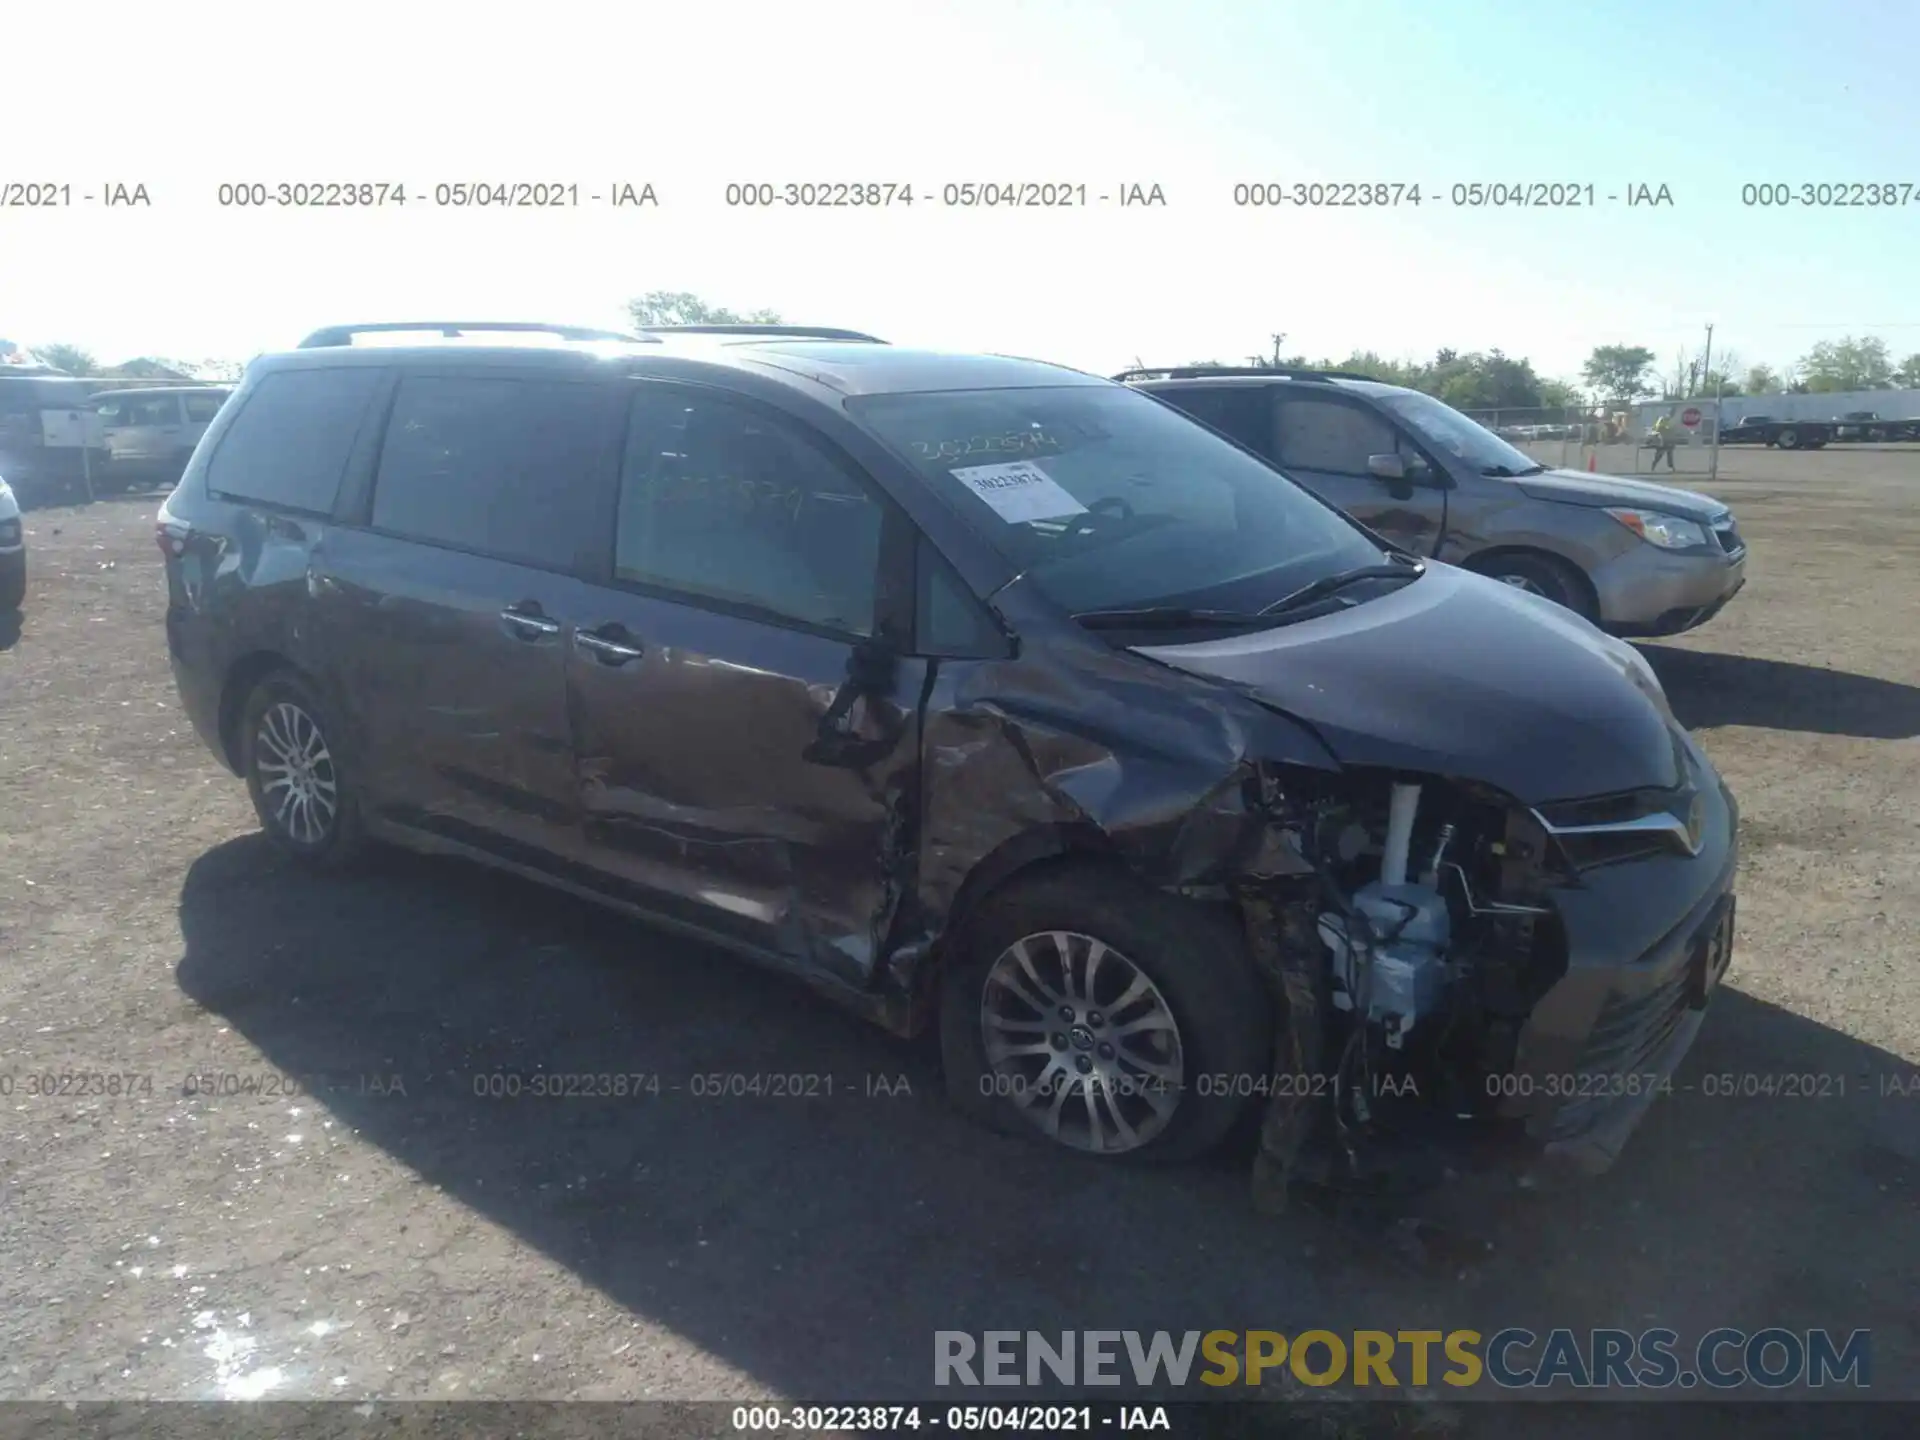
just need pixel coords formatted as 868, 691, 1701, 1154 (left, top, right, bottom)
849, 384, 1387, 615
1371, 388, 1544, 477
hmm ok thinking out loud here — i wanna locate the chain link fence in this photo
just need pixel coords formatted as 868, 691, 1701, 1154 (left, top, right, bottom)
1459, 403, 1722, 475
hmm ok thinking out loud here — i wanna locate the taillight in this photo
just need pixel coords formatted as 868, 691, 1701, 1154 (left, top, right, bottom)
156, 517, 192, 558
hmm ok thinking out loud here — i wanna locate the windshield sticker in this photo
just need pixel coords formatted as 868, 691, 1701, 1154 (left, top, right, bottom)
950, 459, 1088, 524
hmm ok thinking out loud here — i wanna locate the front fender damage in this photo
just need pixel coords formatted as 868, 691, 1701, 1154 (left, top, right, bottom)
882, 641, 1341, 1208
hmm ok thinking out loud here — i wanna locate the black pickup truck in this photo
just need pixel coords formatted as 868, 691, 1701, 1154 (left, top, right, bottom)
1833, 411, 1920, 442
1718, 414, 1832, 449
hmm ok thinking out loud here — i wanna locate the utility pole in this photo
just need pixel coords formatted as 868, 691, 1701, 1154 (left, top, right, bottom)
1709, 368, 1724, 485
1700, 323, 1714, 398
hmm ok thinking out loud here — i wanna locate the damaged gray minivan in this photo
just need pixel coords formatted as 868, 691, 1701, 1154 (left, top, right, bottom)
160, 323, 1737, 1196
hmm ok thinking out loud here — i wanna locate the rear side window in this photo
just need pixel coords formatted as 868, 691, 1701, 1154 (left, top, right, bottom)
183, 393, 225, 423
1155, 386, 1275, 457
206, 368, 381, 514
370, 375, 614, 572
125, 395, 180, 426
1273, 397, 1401, 475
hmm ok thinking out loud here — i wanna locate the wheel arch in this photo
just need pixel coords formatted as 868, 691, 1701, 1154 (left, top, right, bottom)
217, 650, 310, 771
1460, 544, 1601, 619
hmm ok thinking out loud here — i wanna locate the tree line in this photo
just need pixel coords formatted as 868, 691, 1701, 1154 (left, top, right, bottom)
25, 297, 1920, 415
1193, 333, 1920, 412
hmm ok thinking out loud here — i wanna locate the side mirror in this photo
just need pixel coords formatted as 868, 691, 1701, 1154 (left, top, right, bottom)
1366, 453, 1407, 481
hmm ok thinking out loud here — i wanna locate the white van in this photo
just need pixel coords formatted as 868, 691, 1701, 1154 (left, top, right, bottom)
91, 386, 232, 490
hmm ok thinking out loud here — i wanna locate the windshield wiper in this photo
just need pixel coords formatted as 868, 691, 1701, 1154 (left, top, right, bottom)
1072, 605, 1274, 631
1258, 560, 1424, 616
1482, 463, 1547, 477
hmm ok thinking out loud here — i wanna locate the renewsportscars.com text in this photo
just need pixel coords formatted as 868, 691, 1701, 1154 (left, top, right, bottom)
934, 1328, 1871, 1391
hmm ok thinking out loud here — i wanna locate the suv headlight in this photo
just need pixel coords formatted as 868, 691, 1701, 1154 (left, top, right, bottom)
1606, 507, 1711, 550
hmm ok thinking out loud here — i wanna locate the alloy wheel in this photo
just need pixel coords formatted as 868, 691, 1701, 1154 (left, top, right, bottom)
254, 700, 338, 846
980, 930, 1185, 1154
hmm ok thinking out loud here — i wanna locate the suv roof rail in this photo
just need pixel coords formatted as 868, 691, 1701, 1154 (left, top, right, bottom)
295, 322, 653, 349
638, 324, 887, 343
1113, 364, 1378, 383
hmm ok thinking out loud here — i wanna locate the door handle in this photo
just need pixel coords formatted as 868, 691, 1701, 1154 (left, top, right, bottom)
577, 626, 644, 665
500, 604, 561, 641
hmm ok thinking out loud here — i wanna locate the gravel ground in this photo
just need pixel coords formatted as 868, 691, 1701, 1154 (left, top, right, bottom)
0, 451, 1916, 1428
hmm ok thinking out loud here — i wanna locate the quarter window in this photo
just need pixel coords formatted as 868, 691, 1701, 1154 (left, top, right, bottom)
615, 388, 883, 637
205, 367, 382, 514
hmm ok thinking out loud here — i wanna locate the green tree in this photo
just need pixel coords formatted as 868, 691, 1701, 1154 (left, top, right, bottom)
628, 290, 782, 328
1320, 350, 1426, 388
1892, 353, 1920, 388
35, 342, 99, 375
1795, 335, 1894, 391
1581, 344, 1657, 402
1742, 363, 1781, 395
1425, 350, 1548, 410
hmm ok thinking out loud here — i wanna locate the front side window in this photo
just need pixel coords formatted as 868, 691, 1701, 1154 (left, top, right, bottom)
849, 384, 1384, 616
1371, 389, 1542, 477
1272, 396, 1401, 475
370, 375, 614, 571
206, 367, 382, 514
614, 387, 884, 637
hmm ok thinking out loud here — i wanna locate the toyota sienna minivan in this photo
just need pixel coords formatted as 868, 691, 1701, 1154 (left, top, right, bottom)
158, 322, 1737, 1191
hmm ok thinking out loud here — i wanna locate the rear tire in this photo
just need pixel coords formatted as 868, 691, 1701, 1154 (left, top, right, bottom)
940, 865, 1271, 1164
1777, 428, 1801, 450
1478, 551, 1596, 621
238, 671, 366, 868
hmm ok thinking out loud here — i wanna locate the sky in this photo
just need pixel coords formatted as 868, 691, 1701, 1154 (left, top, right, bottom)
5, 0, 1919, 385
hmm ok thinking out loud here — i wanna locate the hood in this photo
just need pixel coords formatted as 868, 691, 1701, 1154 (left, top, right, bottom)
1133, 563, 1680, 805
1515, 468, 1726, 521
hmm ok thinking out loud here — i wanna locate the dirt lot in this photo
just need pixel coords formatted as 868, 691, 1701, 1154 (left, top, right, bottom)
1, 449, 1917, 1428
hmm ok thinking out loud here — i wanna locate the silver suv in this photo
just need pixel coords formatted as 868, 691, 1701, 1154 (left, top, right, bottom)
1126, 368, 1747, 637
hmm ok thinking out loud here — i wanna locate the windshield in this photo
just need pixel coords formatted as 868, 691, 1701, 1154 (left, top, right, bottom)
849, 384, 1386, 615
1372, 388, 1543, 476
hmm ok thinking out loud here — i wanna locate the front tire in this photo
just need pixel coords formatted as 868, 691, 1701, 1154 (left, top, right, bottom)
1480, 551, 1596, 620
1777, 428, 1801, 450
940, 865, 1271, 1163
0, 555, 23, 612
239, 672, 365, 867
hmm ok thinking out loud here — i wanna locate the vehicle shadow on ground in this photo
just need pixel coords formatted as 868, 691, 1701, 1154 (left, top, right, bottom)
173, 836, 1920, 1403
1642, 645, 1920, 740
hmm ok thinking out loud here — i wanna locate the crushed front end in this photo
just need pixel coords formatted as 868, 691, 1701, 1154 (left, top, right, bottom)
1235, 721, 1738, 1204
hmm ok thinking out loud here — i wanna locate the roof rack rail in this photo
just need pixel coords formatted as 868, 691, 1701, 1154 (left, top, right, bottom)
295, 322, 652, 349
1113, 364, 1377, 383
639, 324, 887, 343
